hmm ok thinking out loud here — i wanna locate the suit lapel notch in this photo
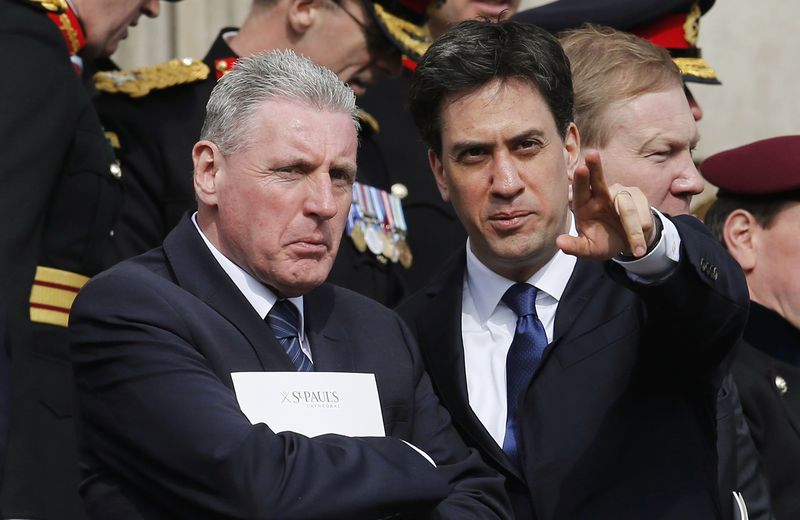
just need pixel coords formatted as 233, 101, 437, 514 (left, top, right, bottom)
163, 218, 296, 371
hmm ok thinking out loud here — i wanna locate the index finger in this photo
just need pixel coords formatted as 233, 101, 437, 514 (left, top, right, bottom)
615, 191, 648, 257
584, 150, 611, 201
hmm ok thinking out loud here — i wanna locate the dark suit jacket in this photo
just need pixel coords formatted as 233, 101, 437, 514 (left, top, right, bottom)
733, 302, 800, 520
399, 215, 749, 520
68, 218, 511, 520
94, 31, 405, 306
1, 1, 121, 517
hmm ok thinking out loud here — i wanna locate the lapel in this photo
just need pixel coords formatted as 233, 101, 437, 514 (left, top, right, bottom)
163, 217, 296, 372
552, 259, 607, 344
303, 285, 353, 372
416, 251, 525, 481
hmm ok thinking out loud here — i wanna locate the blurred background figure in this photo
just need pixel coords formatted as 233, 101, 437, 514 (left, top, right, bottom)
359, 0, 522, 295
703, 136, 800, 520
0, 0, 170, 518
94, 0, 432, 307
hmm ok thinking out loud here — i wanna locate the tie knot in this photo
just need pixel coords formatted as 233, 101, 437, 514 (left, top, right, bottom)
266, 300, 301, 339
502, 283, 539, 318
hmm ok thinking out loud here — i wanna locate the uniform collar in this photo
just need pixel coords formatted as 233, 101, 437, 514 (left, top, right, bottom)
744, 301, 800, 367
205, 28, 240, 80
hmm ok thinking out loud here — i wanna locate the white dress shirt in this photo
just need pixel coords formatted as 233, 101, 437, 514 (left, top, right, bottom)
462, 211, 680, 447
191, 213, 312, 361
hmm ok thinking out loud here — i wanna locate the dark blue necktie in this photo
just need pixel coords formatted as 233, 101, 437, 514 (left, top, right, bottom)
501, 283, 548, 470
266, 300, 314, 372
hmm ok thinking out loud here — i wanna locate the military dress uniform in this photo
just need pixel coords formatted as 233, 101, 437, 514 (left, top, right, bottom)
0, 0, 122, 518
94, 30, 407, 306
702, 136, 800, 520
732, 304, 800, 520
359, 74, 467, 295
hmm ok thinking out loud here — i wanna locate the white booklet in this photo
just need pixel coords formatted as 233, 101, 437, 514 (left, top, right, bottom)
231, 371, 385, 438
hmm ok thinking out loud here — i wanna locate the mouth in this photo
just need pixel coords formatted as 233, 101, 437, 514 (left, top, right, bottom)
488, 210, 532, 232
349, 79, 367, 96
289, 238, 329, 256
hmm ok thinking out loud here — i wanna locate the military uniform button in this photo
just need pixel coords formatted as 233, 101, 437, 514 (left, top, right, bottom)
391, 183, 408, 200
109, 229, 115, 238
775, 375, 788, 396
110, 161, 122, 179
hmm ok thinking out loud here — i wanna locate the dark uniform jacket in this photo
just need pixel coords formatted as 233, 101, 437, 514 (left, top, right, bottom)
399, 215, 750, 519
94, 30, 405, 306
360, 74, 467, 294
0, 0, 121, 517
733, 302, 800, 520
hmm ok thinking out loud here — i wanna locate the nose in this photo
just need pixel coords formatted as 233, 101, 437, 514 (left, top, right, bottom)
304, 173, 341, 220
671, 157, 705, 201
490, 152, 525, 199
143, 0, 160, 18
684, 86, 703, 122
372, 48, 403, 79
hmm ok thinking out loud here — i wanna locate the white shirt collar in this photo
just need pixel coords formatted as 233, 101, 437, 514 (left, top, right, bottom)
465, 213, 578, 324
191, 213, 306, 337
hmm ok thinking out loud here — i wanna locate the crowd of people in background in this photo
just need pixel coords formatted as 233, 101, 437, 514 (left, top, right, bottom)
1, 0, 798, 518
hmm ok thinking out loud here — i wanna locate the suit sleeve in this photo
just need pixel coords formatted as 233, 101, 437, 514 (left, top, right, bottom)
394, 314, 512, 519
69, 270, 456, 520
606, 214, 749, 372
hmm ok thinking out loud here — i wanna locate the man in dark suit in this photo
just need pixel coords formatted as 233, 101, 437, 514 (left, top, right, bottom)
94, 0, 432, 306
703, 136, 800, 520
0, 0, 170, 517
69, 50, 510, 519
398, 20, 749, 519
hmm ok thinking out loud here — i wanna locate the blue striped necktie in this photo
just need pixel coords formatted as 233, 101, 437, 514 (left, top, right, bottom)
501, 283, 548, 471
265, 300, 314, 372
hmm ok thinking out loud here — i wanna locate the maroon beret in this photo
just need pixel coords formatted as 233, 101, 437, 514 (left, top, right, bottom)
700, 136, 800, 196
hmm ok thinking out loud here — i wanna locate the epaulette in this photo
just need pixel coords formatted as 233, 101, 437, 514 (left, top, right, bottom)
93, 58, 210, 98
357, 110, 380, 136
27, 0, 68, 13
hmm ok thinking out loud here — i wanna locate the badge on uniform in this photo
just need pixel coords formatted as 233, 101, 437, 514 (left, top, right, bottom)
346, 182, 412, 268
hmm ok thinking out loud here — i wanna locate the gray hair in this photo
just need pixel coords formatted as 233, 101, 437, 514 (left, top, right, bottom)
200, 49, 359, 156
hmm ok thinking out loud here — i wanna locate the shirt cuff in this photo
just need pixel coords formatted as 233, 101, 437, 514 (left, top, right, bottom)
401, 440, 437, 467
612, 209, 681, 281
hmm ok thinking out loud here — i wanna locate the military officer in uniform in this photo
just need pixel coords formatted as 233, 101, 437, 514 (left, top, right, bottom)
94, 0, 431, 307
0, 0, 171, 518
703, 136, 800, 520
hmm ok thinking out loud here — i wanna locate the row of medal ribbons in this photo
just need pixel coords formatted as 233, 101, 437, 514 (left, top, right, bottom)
346, 182, 412, 269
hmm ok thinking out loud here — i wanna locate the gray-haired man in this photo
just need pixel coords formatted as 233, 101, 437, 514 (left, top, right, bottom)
69, 50, 510, 520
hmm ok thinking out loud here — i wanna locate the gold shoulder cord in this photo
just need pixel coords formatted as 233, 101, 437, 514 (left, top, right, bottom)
94, 59, 211, 98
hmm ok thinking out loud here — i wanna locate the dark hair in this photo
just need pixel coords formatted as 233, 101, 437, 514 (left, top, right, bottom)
704, 190, 800, 246
409, 20, 574, 157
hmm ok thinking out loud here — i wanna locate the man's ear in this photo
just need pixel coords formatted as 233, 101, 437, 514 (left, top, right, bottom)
428, 149, 450, 202
564, 123, 580, 202
564, 122, 580, 183
723, 209, 759, 272
193, 140, 223, 207
287, 0, 322, 34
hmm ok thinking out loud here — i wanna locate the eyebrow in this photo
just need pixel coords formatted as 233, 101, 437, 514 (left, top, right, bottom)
448, 128, 548, 156
640, 130, 700, 150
